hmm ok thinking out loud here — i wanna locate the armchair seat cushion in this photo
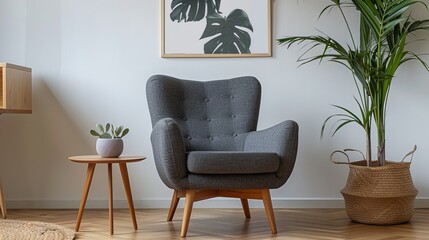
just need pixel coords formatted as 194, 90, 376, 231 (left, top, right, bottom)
187, 151, 280, 174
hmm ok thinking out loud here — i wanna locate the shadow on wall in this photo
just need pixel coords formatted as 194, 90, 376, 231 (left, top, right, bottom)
0, 77, 93, 202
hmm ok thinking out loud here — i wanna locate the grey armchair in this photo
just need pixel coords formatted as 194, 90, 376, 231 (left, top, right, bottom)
146, 75, 298, 237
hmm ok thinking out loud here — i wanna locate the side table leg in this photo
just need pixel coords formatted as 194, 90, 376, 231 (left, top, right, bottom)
119, 163, 138, 230
108, 163, 114, 235
75, 163, 96, 232
0, 179, 7, 219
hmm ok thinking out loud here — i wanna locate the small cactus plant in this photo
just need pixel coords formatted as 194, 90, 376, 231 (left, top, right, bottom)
90, 123, 129, 139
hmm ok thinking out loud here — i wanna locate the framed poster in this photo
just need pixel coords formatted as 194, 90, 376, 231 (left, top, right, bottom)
161, 0, 272, 58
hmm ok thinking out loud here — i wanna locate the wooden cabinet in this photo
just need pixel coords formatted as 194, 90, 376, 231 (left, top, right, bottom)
0, 63, 32, 113
0, 63, 32, 218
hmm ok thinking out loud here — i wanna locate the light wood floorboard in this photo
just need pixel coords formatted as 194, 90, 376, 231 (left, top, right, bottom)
6, 208, 429, 239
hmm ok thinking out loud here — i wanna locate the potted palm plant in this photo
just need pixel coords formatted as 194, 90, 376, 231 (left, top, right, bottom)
279, 0, 429, 224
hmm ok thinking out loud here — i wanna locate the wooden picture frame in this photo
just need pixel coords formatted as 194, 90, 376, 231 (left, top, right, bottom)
161, 0, 272, 58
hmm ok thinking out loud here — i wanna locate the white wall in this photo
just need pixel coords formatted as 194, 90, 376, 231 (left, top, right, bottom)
1, 0, 429, 209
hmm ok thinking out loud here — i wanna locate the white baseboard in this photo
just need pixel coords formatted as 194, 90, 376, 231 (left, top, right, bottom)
5, 198, 429, 209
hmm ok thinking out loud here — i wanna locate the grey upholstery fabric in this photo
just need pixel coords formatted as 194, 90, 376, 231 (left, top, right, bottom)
147, 75, 299, 190
150, 118, 188, 190
147, 74, 260, 151
244, 120, 299, 184
187, 151, 279, 174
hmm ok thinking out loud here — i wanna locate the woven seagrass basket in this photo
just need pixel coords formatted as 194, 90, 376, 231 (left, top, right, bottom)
341, 160, 418, 225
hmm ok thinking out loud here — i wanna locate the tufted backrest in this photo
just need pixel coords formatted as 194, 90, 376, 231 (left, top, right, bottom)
146, 75, 261, 151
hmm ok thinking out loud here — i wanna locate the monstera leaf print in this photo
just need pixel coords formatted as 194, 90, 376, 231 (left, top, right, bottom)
170, 0, 221, 22
200, 9, 253, 54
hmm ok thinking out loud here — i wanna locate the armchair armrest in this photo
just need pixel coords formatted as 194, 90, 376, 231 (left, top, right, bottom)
150, 118, 188, 189
244, 120, 299, 180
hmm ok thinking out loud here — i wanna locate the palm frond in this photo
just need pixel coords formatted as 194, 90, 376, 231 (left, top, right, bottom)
279, 0, 429, 165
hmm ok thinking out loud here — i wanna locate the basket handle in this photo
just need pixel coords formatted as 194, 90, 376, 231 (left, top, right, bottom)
401, 145, 417, 163
344, 148, 366, 160
330, 148, 365, 165
330, 150, 350, 165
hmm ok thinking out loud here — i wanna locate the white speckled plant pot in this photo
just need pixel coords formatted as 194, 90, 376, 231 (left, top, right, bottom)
96, 138, 123, 158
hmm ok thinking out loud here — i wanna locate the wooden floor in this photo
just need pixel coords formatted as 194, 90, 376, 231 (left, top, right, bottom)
6, 208, 429, 239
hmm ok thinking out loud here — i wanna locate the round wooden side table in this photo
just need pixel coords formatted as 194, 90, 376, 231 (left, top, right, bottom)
69, 155, 146, 235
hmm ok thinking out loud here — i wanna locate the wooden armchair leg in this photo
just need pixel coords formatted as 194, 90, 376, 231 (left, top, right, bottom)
261, 189, 277, 234
240, 198, 251, 219
167, 190, 180, 221
181, 190, 196, 237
